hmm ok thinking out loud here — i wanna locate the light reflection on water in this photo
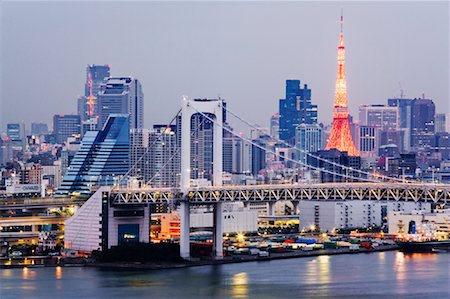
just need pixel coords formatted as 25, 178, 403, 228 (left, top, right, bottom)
1, 251, 449, 299
231, 272, 248, 298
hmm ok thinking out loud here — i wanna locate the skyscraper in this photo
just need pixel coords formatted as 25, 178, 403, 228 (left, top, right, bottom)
295, 124, 323, 165
6, 123, 22, 141
358, 126, 377, 157
56, 114, 130, 197
130, 125, 179, 187
279, 80, 318, 144
308, 149, 361, 183
387, 98, 413, 151
411, 98, 435, 150
325, 15, 359, 156
97, 77, 144, 129
435, 113, 446, 133
358, 105, 399, 131
53, 115, 81, 144
31, 122, 49, 135
78, 64, 111, 122
270, 113, 280, 140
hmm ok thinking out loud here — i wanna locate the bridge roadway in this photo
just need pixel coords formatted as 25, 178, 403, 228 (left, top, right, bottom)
0, 197, 86, 210
109, 182, 450, 205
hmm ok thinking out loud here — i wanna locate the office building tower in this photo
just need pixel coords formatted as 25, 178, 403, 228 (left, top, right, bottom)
53, 115, 81, 144
0, 138, 13, 165
97, 77, 144, 129
358, 104, 399, 131
251, 138, 267, 177
6, 123, 22, 141
387, 98, 413, 151
130, 125, 179, 187
358, 126, 377, 157
435, 113, 446, 133
308, 148, 361, 183
279, 80, 318, 144
78, 65, 111, 122
270, 113, 280, 140
411, 98, 435, 150
447, 113, 450, 133
223, 137, 234, 174
232, 138, 251, 174
295, 124, 323, 165
31, 122, 49, 135
432, 132, 450, 160
56, 114, 130, 197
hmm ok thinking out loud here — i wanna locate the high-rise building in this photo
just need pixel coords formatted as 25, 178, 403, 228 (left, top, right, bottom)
358, 104, 399, 131
358, 126, 377, 157
31, 122, 49, 135
295, 124, 323, 165
55, 114, 130, 197
387, 98, 413, 151
435, 113, 446, 133
78, 64, 111, 122
411, 98, 435, 150
308, 149, 361, 183
130, 125, 179, 187
251, 136, 269, 176
53, 115, 81, 144
232, 138, 251, 174
270, 113, 280, 140
6, 123, 22, 141
325, 15, 359, 156
446, 113, 450, 133
279, 80, 317, 144
432, 132, 450, 160
97, 77, 144, 129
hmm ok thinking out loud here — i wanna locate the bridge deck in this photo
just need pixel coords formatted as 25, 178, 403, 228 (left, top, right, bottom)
109, 183, 450, 204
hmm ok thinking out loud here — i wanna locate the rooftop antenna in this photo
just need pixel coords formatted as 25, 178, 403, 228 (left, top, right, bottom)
398, 82, 404, 99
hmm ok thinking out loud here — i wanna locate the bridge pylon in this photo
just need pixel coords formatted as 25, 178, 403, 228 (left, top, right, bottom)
180, 97, 224, 260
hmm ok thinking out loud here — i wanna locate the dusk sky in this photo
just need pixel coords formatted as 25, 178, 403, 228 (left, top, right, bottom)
1, 1, 449, 132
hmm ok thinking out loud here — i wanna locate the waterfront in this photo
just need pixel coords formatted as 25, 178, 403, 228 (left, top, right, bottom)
1, 251, 449, 299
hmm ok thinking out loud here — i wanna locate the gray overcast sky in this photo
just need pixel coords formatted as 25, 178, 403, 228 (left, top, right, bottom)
1, 1, 449, 132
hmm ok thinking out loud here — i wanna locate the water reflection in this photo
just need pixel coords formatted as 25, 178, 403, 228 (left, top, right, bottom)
56, 266, 62, 279
231, 272, 248, 298
22, 267, 30, 280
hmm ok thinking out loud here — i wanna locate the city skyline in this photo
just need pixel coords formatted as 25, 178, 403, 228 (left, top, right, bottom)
1, 1, 449, 131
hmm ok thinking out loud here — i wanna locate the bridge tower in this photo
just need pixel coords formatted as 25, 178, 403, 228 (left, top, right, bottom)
180, 97, 224, 260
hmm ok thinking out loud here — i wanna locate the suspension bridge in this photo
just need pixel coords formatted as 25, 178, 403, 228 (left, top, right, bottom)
85, 97, 449, 260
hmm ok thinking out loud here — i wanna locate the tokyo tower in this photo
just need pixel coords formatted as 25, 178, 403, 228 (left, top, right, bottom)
325, 14, 359, 156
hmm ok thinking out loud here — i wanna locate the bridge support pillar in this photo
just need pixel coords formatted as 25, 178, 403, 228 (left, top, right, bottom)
293, 201, 300, 215
213, 202, 223, 259
180, 201, 191, 260
268, 202, 275, 216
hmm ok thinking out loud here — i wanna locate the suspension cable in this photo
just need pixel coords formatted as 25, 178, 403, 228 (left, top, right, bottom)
223, 106, 409, 183
145, 117, 207, 186
111, 109, 181, 191
190, 106, 382, 183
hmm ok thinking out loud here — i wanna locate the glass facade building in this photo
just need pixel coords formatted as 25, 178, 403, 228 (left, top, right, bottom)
53, 115, 81, 144
295, 124, 323, 165
97, 77, 144, 130
55, 114, 130, 197
279, 80, 318, 144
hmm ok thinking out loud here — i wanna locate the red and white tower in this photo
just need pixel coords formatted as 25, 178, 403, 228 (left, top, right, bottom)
325, 14, 359, 156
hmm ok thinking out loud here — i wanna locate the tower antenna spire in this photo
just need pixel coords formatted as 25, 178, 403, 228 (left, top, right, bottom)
340, 9, 344, 33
